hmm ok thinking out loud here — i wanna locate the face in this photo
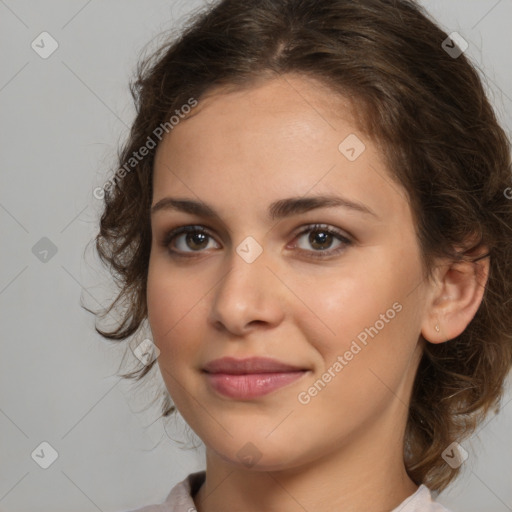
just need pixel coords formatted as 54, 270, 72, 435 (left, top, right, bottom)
147, 75, 429, 471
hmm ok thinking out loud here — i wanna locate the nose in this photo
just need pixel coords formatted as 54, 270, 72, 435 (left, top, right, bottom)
208, 247, 286, 336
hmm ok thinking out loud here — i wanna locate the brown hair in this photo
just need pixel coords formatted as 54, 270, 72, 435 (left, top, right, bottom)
91, 0, 512, 492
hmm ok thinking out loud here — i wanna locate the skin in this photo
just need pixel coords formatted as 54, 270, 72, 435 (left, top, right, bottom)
147, 74, 489, 512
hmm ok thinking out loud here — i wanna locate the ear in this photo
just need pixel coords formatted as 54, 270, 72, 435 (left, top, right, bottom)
421, 247, 490, 344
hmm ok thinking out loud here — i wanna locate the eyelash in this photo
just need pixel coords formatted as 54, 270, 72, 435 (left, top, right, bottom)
161, 224, 353, 260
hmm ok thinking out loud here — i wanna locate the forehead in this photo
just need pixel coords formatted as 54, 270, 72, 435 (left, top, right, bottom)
152, 75, 409, 223
155, 74, 358, 166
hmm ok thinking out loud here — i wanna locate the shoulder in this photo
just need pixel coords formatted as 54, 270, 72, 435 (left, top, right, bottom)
125, 471, 206, 512
392, 484, 455, 512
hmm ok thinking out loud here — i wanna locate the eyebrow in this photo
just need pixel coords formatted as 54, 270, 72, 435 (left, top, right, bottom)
151, 195, 379, 221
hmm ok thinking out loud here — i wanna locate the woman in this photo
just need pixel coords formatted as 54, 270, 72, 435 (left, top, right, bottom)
92, 0, 512, 510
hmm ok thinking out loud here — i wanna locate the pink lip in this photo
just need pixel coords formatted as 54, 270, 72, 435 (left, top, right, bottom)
203, 357, 308, 399
203, 356, 305, 374
205, 372, 307, 399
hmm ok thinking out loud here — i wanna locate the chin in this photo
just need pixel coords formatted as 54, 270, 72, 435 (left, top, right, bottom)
204, 432, 317, 473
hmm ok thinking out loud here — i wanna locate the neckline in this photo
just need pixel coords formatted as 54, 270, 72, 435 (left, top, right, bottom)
189, 471, 206, 499
187, 472, 431, 511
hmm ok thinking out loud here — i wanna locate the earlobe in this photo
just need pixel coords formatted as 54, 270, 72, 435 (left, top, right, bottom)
421, 251, 490, 344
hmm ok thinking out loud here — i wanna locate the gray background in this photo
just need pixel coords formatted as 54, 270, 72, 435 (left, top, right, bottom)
0, 1, 511, 511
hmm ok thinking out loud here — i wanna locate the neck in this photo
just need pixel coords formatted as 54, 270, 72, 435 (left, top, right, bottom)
193, 414, 418, 512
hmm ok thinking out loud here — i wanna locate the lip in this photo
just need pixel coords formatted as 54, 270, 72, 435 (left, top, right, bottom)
205, 372, 307, 399
203, 356, 305, 374
203, 357, 309, 399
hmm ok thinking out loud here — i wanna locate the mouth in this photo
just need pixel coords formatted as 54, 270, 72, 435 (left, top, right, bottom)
202, 357, 309, 399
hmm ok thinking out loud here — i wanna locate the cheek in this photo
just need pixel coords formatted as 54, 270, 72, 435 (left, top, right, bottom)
294, 279, 421, 438
295, 243, 423, 374
146, 271, 175, 341
146, 259, 203, 359
146, 266, 204, 407
296, 260, 401, 348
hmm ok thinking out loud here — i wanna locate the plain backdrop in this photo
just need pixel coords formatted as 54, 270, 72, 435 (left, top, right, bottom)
0, 1, 511, 511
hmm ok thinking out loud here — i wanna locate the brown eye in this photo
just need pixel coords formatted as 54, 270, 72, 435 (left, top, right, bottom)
308, 229, 335, 250
293, 224, 352, 258
163, 226, 220, 254
185, 232, 209, 250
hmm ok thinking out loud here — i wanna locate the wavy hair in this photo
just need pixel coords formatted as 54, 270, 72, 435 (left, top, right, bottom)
90, 0, 512, 492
